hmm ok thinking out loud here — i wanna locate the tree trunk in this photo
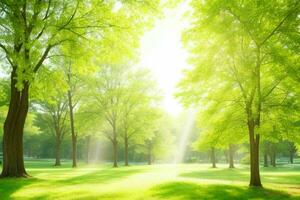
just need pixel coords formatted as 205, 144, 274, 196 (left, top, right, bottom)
248, 122, 262, 187
263, 153, 268, 167
290, 151, 294, 164
124, 135, 129, 166
288, 143, 295, 164
211, 147, 216, 168
263, 142, 269, 167
72, 135, 77, 167
247, 45, 262, 187
224, 150, 228, 164
113, 140, 118, 167
86, 136, 91, 164
229, 144, 235, 168
148, 144, 152, 165
272, 152, 276, 167
269, 153, 273, 166
1, 74, 29, 177
68, 90, 77, 168
54, 137, 62, 166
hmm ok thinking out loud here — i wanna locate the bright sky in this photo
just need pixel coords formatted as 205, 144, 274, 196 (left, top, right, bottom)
140, 4, 190, 116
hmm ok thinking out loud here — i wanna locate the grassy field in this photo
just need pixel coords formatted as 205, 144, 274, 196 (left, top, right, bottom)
0, 160, 300, 200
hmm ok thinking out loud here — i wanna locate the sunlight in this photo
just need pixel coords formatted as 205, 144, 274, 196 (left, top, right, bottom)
139, 3, 190, 116
174, 109, 196, 164
0, 1, 299, 199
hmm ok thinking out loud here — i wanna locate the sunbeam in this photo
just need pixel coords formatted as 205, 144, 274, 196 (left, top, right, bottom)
174, 109, 196, 164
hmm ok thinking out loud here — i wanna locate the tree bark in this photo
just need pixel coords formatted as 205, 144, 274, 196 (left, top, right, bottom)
72, 135, 77, 167
68, 90, 77, 168
229, 144, 235, 168
1, 72, 29, 177
211, 147, 216, 168
124, 135, 129, 166
248, 122, 262, 187
113, 140, 118, 167
54, 137, 62, 166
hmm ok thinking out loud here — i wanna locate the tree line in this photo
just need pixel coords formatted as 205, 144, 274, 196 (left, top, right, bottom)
0, 0, 164, 177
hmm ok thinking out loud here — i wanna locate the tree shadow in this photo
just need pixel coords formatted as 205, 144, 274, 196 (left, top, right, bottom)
151, 181, 296, 200
0, 177, 40, 199
180, 168, 249, 182
0, 167, 146, 199
58, 167, 147, 185
180, 167, 300, 185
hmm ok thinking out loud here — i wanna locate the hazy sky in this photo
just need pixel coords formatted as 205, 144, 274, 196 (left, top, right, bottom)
139, 4, 190, 116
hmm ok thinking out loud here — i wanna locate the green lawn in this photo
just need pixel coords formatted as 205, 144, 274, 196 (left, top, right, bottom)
0, 160, 300, 200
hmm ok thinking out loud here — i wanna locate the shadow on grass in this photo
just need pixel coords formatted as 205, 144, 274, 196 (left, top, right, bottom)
0, 167, 146, 199
180, 167, 300, 185
0, 177, 40, 199
59, 167, 146, 185
180, 168, 249, 182
152, 182, 296, 200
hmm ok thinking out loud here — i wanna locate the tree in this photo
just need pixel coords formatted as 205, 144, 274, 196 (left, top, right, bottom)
0, 0, 162, 177
32, 68, 69, 166
119, 69, 160, 166
0, 0, 84, 177
178, 0, 300, 186
91, 64, 128, 167
142, 111, 174, 165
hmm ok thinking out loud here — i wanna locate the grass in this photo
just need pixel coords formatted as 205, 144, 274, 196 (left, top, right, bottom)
0, 160, 300, 199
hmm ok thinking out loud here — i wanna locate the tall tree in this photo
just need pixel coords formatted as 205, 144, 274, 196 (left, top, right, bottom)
0, 0, 161, 177
119, 69, 160, 166
32, 69, 69, 166
178, 0, 300, 186
0, 0, 83, 177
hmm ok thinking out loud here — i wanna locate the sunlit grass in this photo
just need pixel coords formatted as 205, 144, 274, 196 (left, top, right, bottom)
0, 160, 300, 199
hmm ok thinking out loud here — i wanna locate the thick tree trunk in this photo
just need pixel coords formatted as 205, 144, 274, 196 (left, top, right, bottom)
124, 136, 129, 166
211, 147, 216, 168
68, 90, 77, 168
248, 122, 262, 187
229, 144, 235, 168
54, 138, 62, 166
1, 74, 29, 177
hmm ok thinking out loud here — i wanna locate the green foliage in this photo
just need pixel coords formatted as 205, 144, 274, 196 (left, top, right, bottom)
177, 0, 300, 162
